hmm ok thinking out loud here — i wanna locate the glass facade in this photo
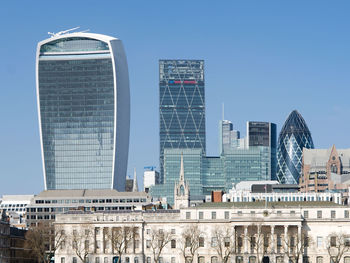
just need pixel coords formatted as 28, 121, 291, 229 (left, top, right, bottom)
150, 147, 269, 204
159, 60, 206, 181
37, 35, 130, 190
247, 122, 277, 180
277, 110, 314, 184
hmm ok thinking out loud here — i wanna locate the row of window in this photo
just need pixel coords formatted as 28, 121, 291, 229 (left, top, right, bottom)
34, 198, 147, 204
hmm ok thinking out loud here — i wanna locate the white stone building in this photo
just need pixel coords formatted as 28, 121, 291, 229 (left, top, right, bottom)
54, 201, 350, 263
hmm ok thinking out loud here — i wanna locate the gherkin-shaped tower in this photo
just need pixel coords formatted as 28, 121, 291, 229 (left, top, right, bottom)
277, 110, 314, 184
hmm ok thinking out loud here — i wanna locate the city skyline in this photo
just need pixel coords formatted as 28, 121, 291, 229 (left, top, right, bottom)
1, 1, 350, 194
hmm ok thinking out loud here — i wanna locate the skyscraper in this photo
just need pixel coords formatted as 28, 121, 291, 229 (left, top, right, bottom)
159, 60, 206, 179
247, 121, 277, 180
219, 120, 240, 155
36, 32, 130, 191
277, 110, 314, 184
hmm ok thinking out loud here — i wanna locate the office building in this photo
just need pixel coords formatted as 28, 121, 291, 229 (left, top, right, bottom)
300, 145, 350, 193
159, 60, 206, 180
247, 121, 277, 180
143, 168, 160, 193
151, 147, 270, 205
36, 32, 130, 191
25, 189, 151, 227
219, 120, 240, 154
277, 110, 314, 184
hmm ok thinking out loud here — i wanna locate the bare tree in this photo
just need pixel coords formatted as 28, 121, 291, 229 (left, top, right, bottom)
25, 222, 65, 263
149, 228, 172, 263
284, 228, 312, 263
212, 225, 236, 263
179, 224, 203, 263
70, 225, 94, 263
107, 226, 135, 263
326, 233, 350, 263
246, 224, 268, 263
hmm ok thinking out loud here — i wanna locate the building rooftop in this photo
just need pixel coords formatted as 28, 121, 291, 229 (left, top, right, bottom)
35, 189, 148, 199
195, 201, 345, 209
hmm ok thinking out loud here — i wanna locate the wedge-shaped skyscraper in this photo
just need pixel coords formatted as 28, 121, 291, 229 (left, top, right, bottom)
277, 110, 314, 184
36, 32, 130, 191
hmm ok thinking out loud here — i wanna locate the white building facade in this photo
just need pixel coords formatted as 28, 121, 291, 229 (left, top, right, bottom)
55, 202, 350, 263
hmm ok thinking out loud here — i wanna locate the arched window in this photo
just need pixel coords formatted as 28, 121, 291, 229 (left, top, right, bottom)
316, 256, 323, 263
249, 256, 256, 263
211, 256, 218, 263
198, 257, 205, 263
331, 164, 337, 173
344, 257, 350, 263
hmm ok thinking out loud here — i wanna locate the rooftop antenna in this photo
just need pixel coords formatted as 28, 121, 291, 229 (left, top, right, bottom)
48, 26, 81, 38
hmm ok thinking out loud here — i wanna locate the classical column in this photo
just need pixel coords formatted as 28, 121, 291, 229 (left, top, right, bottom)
232, 225, 236, 250
244, 225, 248, 254
271, 225, 275, 254
284, 226, 288, 263
297, 225, 302, 263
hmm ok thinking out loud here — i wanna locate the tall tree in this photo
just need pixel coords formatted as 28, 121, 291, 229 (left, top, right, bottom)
326, 232, 350, 263
107, 226, 136, 263
149, 228, 172, 263
212, 225, 236, 263
284, 228, 312, 263
25, 222, 65, 263
179, 225, 203, 263
69, 225, 94, 263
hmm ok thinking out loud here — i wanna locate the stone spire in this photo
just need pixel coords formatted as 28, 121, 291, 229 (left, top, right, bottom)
132, 168, 139, 192
179, 152, 185, 183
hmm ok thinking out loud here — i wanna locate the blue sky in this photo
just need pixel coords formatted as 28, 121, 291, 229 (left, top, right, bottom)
1, 1, 350, 194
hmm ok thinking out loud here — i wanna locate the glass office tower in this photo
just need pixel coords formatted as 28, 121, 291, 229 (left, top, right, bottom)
159, 60, 206, 181
247, 121, 277, 180
36, 33, 130, 190
277, 110, 314, 184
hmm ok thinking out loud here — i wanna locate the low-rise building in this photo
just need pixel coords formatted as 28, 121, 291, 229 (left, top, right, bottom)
26, 189, 151, 227
300, 145, 350, 194
0, 210, 10, 263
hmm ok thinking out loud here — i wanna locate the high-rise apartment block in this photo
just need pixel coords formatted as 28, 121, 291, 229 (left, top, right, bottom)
36, 32, 130, 191
159, 60, 206, 181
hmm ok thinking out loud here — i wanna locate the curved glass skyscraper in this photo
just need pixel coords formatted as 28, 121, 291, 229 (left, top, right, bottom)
277, 110, 314, 184
36, 32, 130, 191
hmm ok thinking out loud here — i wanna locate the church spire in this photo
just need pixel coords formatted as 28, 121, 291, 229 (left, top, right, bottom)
132, 168, 138, 192
179, 152, 185, 183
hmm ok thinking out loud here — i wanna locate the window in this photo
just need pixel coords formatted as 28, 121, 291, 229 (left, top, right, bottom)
186, 212, 191, 219
316, 256, 323, 263
249, 256, 256, 263
60, 241, 65, 249
73, 258, 77, 263
238, 211, 242, 216
345, 237, 350, 247
104, 258, 108, 263
159, 258, 163, 263
171, 239, 176, 248
344, 257, 350, 263
236, 257, 243, 263
146, 229, 150, 235
211, 237, 218, 247
185, 237, 191, 247
345, 210, 349, 219
224, 237, 230, 247
171, 257, 175, 263
331, 236, 337, 247
126, 257, 130, 263
290, 210, 295, 216
60, 258, 65, 263
331, 210, 336, 219
198, 257, 205, 263
211, 257, 218, 263
317, 211, 322, 219
134, 257, 139, 263
199, 237, 205, 247
95, 258, 100, 263
146, 257, 151, 263
317, 236, 323, 247
303, 256, 310, 263
199, 212, 203, 219
304, 210, 309, 219
250, 211, 256, 216
171, 229, 176, 234
225, 211, 229, 219
146, 240, 151, 248
212, 212, 216, 219
276, 256, 283, 263
277, 211, 282, 216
